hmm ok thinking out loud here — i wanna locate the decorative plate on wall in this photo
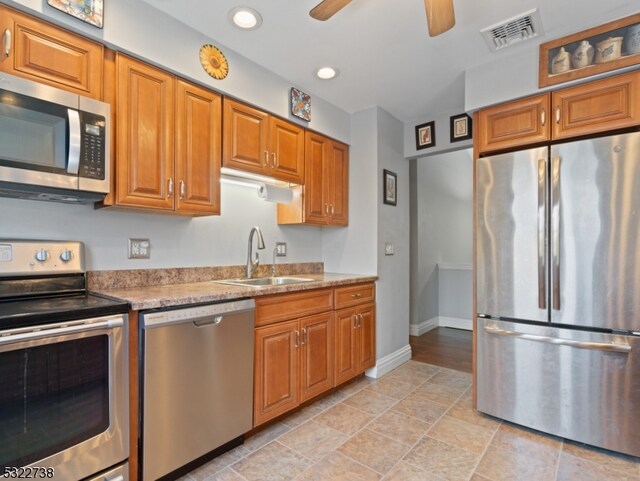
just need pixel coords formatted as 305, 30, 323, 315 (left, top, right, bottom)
291, 87, 311, 121
199, 44, 229, 80
46, 0, 104, 28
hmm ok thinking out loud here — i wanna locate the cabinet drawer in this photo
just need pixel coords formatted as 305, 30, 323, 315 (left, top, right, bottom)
334, 283, 375, 309
255, 288, 333, 327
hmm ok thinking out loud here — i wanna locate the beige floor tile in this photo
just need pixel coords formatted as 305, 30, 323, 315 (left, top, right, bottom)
188, 446, 250, 480
384, 366, 434, 385
561, 440, 640, 478
403, 436, 479, 481
446, 396, 502, 430
339, 376, 376, 397
469, 475, 493, 481
337, 429, 409, 474
232, 441, 311, 481
343, 389, 397, 416
428, 369, 472, 390
311, 390, 350, 410
368, 411, 431, 446
206, 467, 246, 481
491, 422, 562, 464
403, 361, 441, 378
243, 422, 291, 452
314, 402, 375, 435
428, 415, 496, 454
365, 377, 416, 399
295, 452, 381, 481
281, 406, 323, 428
413, 381, 466, 406
475, 445, 557, 481
381, 461, 444, 481
556, 451, 638, 481
391, 392, 448, 424
278, 420, 348, 461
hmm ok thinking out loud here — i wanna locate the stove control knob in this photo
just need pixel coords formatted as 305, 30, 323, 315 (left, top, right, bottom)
59, 249, 73, 262
35, 249, 49, 262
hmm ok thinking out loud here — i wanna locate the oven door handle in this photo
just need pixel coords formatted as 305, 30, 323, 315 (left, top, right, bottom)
0, 316, 124, 346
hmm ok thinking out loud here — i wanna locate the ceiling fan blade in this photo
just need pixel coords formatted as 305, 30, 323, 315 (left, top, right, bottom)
424, 0, 456, 37
310, 0, 353, 21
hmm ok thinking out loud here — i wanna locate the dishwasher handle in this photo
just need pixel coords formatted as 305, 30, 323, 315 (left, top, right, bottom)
142, 299, 255, 329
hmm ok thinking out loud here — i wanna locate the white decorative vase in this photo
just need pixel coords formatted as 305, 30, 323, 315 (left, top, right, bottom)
625, 24, 640, 55
594, 37, 623, 63
551, 47, 571, 74
571, 41, 594, 69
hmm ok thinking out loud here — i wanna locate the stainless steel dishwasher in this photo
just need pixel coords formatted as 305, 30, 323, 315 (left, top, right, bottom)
139, 299, 255, 481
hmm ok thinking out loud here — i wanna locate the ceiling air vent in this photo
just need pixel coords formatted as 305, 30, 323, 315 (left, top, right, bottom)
481, 9, 544, 51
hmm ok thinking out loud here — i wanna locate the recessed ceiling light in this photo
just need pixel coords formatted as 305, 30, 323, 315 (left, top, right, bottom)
228, 7, 262, 30
316, 67, 338, 80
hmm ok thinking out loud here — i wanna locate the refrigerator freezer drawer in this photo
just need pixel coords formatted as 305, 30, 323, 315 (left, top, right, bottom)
477, 318, 640, 457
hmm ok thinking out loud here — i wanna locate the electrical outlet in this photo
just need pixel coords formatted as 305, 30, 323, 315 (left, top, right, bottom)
275, 242, 287, 257
385, 242, 394, 256
128, 238, 151, 259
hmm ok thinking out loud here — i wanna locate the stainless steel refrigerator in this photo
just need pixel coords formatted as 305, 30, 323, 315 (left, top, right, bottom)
476, 131, 640, 457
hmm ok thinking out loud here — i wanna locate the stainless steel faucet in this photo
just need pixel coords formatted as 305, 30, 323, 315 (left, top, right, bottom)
246, 226, 265, 278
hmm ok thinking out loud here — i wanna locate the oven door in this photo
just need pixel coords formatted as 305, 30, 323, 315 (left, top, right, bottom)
0, 314, 128, 480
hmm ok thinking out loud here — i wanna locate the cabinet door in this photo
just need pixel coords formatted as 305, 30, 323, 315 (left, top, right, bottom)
116, 55, 175, 210
269, 117, 304, 184
357, 304, 376, 373
303, 131, 330, 225
552, 71, 640, 140
0, 6, 103, 99
222, 99, 269, 176
175, 80, 221, 215
327, 141, 349, 226
254, 320, 299, 427
299, 313, 334, 403
334, 307, 358, 386
478, 94, 550, 154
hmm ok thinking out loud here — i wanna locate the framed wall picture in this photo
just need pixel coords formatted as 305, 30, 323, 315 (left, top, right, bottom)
291, 87, 311, 121
415, 121, 436, 150
450, 113, 472, 142
47, 0, 104, 28
383, 169, 397, 206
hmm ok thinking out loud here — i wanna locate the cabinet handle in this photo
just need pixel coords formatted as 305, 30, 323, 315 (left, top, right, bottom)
179, 180, 185, 200
555, 106, 561, 124
331, 204, 335, 216
3, 29, 11, 58
325, 203, 329, 215
264, 151, 269, 167
540, 108, 546, 126
294, 330, 300, 348
351, 292, 362, 298
167, 177, 174, 198
358, 314, 363, 328
353, 315, 358, 329
272, 152, 277, 168
302, 327, 307, 345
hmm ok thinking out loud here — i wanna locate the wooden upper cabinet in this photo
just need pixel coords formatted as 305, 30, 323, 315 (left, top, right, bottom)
222, 98, 304, 183
278, 131, 349, 226
478, 94, 550, 154
116, 55, 175, 210
0, 5, 103, 99
552, 71, 640, 140
175, 80, 222, 215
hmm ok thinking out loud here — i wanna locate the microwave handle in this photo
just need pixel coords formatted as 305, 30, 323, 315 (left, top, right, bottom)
67, 109, 81, 175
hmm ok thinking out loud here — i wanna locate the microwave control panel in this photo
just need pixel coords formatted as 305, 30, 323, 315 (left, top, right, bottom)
79, 112, 106, 180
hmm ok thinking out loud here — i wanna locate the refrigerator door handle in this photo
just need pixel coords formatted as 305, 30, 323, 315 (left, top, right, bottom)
551, 156, 561, 310
484, 323, 631, 353
537, 158, 547, 310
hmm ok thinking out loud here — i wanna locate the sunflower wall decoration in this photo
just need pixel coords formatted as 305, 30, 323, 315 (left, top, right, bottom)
199, 44, 229, 80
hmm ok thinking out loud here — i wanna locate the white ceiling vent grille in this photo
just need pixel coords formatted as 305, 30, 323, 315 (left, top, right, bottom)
481, 9, 544, 51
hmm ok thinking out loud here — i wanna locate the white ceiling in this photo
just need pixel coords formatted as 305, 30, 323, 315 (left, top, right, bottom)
141, 0, 637, 122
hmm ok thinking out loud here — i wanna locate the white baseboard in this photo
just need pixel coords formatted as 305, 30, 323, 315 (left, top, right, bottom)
409, 316, 472, 336
365, 344, 412, 379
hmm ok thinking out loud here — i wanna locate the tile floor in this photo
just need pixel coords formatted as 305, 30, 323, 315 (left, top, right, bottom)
181, 361, 640, 481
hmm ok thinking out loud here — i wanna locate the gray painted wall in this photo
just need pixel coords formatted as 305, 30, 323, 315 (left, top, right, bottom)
411, 149, 473, 326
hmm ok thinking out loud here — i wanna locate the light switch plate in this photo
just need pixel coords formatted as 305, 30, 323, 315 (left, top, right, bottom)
275, 242, 287, 257
128, 238, 151, 259
385, 242, 394, 256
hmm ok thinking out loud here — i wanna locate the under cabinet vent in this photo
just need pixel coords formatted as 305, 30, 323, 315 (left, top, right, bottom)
481, 9, 544, 51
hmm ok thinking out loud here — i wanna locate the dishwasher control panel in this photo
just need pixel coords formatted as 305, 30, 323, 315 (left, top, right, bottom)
142, 299, 255, 328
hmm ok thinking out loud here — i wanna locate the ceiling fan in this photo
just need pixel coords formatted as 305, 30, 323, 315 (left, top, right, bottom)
309, 0, 455, 37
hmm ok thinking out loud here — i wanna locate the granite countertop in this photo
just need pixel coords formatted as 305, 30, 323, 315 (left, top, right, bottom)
92, 272, 377, 311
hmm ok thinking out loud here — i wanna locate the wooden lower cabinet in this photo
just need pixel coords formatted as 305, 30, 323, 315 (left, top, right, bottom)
334, 303, 376, 386
300, 313, 334, 402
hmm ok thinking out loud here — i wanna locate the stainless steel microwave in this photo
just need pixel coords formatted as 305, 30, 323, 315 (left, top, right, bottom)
0, 73, 110, 204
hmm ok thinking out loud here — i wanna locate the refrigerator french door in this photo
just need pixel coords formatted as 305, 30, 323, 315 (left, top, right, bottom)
476, 132, 640, 457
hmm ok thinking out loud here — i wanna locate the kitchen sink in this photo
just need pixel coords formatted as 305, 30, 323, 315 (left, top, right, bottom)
214, 276, 316, 287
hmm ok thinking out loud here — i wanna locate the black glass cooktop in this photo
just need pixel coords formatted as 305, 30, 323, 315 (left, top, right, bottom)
0, 293, 129, 330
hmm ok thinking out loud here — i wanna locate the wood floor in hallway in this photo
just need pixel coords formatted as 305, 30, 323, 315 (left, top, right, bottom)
410, 327, 472, 373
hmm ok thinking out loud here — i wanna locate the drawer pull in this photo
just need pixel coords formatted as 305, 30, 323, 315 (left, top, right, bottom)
4, 29, 11, 58
351, 293, 362, 298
